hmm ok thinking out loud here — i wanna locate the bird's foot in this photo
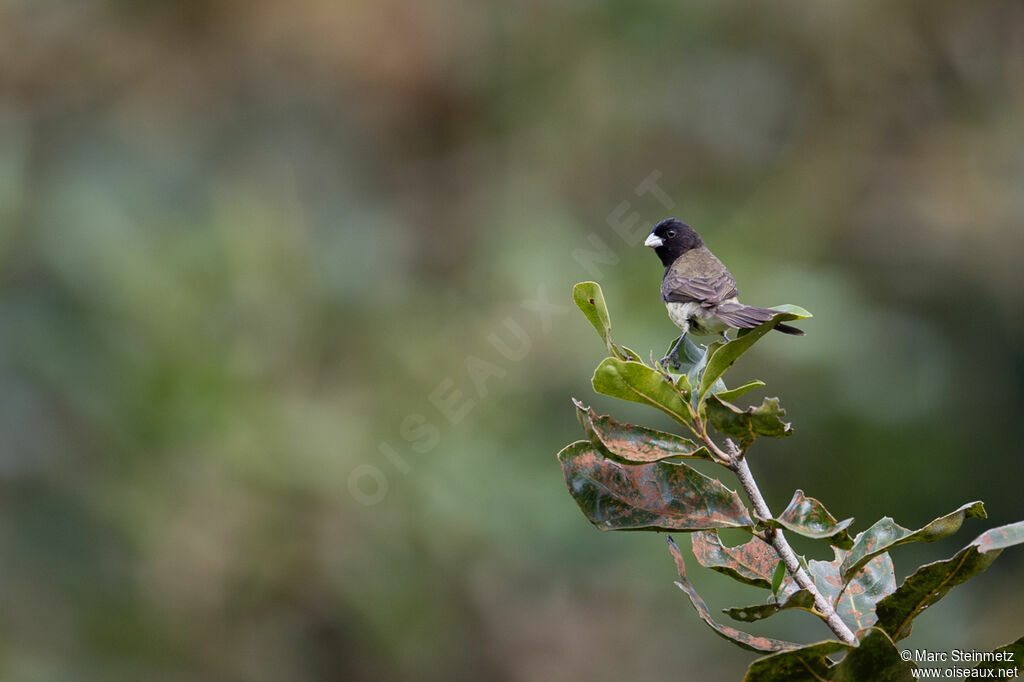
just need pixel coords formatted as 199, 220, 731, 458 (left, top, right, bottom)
659, 354, 681, 372
660, 333, 687, 371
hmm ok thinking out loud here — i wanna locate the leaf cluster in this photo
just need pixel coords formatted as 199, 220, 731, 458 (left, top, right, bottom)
558, 282, 1024, 680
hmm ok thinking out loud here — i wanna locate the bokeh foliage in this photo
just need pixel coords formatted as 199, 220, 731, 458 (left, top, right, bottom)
2, 1, 1023, 680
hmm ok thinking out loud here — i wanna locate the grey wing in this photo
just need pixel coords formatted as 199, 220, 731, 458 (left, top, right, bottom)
661, 269, 738, 306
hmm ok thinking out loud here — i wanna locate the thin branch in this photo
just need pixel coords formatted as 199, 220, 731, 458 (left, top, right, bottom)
695, 419, 733, 466
695, 421, 857, 645
730, 456, 858, 645
658, 346, 856, 643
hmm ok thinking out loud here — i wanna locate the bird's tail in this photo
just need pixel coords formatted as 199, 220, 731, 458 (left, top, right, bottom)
715, 303, 805, 336
773, 322, 805, 336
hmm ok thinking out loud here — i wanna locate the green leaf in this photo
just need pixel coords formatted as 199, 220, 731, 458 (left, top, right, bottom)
573, 399, 711, 462
661, 334, 706, 372
557, 441, 753, 531
875, 521, 1024, 641
572, 281, 639, 361
714, 380, 766, 403
657, 336, 730, 402
742, 639, 852, 681
690, 530, 778, 589
686, 341, 720, 405
706, 396, 793, 446
831, 627, 916, 681
761, 303, 814, 320
974, 635, 1024, 676
592, 358, 693, 428
840, 501, 986, 582
808, 550, 896, 630
616, 344, 644, 362
667, 537, 799, 654
697, 306, 811, 405
674, 371, 692, 396
769, 490, 854, 549
573, 281, 615, 354
771, 560, 786, 596
680, 335, 707, 364
724, 589, 815, 623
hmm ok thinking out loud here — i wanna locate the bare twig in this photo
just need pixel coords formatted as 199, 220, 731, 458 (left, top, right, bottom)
730, 456, 858, 645
697, 423, 858, 644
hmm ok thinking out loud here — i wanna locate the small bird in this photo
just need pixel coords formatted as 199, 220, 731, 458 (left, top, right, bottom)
644, 218, 803, 368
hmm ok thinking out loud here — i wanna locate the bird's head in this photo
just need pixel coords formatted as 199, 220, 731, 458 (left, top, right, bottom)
644, 218, 703, 267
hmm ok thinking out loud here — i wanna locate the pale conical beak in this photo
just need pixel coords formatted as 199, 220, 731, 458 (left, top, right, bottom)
644, 233, 663, 248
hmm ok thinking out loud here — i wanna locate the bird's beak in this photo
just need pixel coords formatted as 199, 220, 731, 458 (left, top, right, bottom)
644, 233, 663, 248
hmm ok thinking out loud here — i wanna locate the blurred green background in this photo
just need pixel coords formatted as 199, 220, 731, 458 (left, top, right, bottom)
2, 1, 1023, 680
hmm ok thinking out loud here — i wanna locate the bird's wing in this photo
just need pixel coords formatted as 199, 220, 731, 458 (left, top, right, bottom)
661, 250, 738, 306
713, 302, 776, 328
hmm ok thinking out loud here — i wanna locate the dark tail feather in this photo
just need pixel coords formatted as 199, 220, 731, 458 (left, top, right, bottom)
773, 322, 805, 336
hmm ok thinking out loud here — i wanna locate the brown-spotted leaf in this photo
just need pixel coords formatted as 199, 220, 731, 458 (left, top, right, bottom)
974, 635, 1024, 676
831, 628, 916, 681
769, 490, 854, 549
876, 521, 1024, 641
691, 530, 778, 589
706, 396, 792, 446
557, 441, 753, 531
724, 589, 816, 623
667, 537, 798, 654
807, 549, 896, 630
572, 399, 711, 462
840, 501, 986, 582
742, 639, 852, 681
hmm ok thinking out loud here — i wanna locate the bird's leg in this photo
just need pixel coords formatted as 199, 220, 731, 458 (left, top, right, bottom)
661, 332, 687, 371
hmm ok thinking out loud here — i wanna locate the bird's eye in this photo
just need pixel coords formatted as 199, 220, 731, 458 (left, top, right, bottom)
667, 230, 676, 238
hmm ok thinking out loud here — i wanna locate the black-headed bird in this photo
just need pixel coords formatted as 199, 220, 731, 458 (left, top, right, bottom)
644, 218, 803, 367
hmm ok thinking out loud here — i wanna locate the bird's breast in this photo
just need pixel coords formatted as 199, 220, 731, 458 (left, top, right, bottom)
666, 302, 700, 330
666, 299, 737, 334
